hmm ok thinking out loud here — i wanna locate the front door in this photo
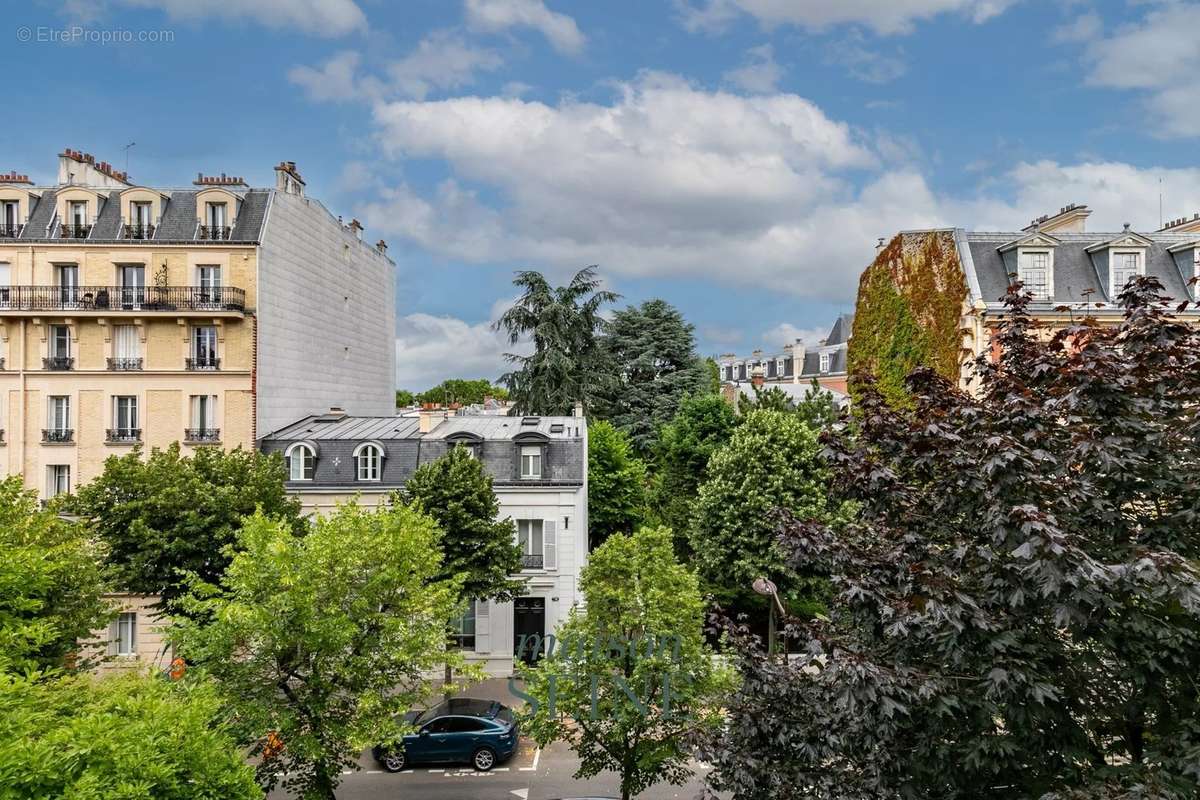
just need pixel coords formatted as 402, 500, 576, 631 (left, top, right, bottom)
513, 597, 546, 665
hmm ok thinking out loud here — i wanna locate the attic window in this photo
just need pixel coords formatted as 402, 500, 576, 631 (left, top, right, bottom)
521, 417, 540, 426
549, 423, 565, 433
819, 352, 831, 373
1111, 251, 1143, 296
1018, 250, 1052, 299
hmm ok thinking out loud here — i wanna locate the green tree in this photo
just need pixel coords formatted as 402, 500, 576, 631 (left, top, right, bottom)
738, 384, 793, 413
401, 445, 523, 687
62, 444, 304, 608
703, 356, 722, 394
494, 266, 618, 415
587, 421, 647, 549
592, 299, 708, 455
416, 379, 508, 406
395, 389, 416, 407
704, 279, 1200, 799
0, 671, 260, 800
171, 503, 462, 800
0, 477, 110, 674
689, 410, 840, 612
650, 393, 737, 547
522, 526, 734, 800
738, 380, 843, 430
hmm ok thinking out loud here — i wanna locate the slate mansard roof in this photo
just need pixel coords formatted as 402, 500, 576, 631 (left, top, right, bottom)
15, 186, 271, 243
955, 228, 1200, 309
260, 414, 587, 489
720, 312, 853, 378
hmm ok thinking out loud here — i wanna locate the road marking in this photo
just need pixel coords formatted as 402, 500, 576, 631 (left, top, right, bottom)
494, 767, 509, 772
510, 790, 529, 799
427, 768, 445, 773
518, 747, 542, 771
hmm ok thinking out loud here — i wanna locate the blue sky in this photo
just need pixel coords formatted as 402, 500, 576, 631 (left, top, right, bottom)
6, 1, 1200, 389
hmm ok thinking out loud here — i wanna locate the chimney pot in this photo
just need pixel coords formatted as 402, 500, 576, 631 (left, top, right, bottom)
1123, 222, 1131, 232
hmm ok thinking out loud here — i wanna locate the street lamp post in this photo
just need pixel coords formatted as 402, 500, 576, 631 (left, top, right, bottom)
752, 576, 786, 658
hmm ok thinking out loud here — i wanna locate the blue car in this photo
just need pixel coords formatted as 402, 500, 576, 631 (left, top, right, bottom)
372, 698, 519, 773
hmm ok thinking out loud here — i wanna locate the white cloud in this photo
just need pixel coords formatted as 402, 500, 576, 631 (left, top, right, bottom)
826, 33, 908, 83
722, 44, 784, 93
394, 312, 529, 391
1079, 3, 1200, 138
465, 0, 586, 54
290, 33, 502, 103
676, 0, 1019, 36
117, 0, 366, 36
1052, 10, 1101, 44
763, 323, 833, 348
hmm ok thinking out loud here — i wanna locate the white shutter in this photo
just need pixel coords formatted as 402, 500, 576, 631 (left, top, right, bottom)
475, 600, 490, 654
542, 520, 557, 571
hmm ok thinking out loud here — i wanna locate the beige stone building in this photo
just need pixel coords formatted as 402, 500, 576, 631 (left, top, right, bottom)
0, 149, 396, 499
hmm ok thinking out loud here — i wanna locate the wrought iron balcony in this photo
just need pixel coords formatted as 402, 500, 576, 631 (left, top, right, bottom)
106, 428, 141, 444
122, 223, 155, 240
520, 553, 545, 570
0, 285, 245, 313
198, 224, 231, 240
107, 358, 143, 371
42, 428, 74, 444
186, 357, 220, 371
0, 223, 22, 238
59, 222, 92, 239
184, 428, 220, 444
43, 356, 74, 371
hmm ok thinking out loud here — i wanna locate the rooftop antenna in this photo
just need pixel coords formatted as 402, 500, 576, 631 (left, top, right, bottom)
123, 142, 136, 175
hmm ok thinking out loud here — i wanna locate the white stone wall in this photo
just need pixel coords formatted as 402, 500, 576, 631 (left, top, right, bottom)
256, 192, 396, 436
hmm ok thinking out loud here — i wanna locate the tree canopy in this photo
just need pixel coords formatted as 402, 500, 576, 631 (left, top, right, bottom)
522, 526, 733, 800
171, 503, 463, 800
704, 279, 1200, 800
494, 266, 618, 415
0, 477, 109, 674
62, 444, 303, 608
592, 299, 708, 455
401, 379, 509, 407
587, 420, 647, 549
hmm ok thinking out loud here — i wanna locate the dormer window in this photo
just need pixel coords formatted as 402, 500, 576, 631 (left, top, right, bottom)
61, 201, 90, 238
127, 201, 153, 239
1018, 250, 1052, 299
0, 200, 19, 237
354, 442, 383, 481
1111, 251, 1144, 296
520, 445, 542, 479
202, 202, 229, 240
285, 442, 316, 481
819, 352, 831, 373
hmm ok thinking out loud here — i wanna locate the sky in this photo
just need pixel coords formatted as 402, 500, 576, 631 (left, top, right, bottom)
5, 0, 1200, 390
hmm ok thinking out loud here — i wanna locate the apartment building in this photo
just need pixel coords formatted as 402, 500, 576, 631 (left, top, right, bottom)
850, 204, 1200, 390
260, 408, 589, 676
718, 313, 853, 395
0, 149, 395, 499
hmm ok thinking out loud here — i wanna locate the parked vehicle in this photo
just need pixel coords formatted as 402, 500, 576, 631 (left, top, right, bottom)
372, 698, 519, 772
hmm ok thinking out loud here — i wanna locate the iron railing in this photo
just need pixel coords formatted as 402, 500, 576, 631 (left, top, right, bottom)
198, 224, 231, 240
59, 222, 92, 238
106, 428, 141, 443
520, 553, 545, 569
186, 357, 220, 371
43, 356, 74, 371
122, 223, 155, 240
42, 428, 74, 444
0, 223, 22, 238
107, 357, 143, 371
0, 285, 245, 312
184, 428, 220, 443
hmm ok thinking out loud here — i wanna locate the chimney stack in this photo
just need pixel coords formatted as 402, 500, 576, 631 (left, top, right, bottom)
348, 218, 363, 240
376, 239, 388, 254
418, 404, 445, 434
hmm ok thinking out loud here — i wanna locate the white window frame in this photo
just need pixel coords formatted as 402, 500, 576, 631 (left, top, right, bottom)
520, 445, 542, 479
49, 325, 71, 359
1017, 248, 1053, 300
206, 202, 227, 228
113, 395, 138, 432
354, 442, 383, 482
285, 442, 316, 481
1110, 249, 1145, 297
68, 200, 87, 226
46, 464, 70, 498
1, 200, 17, 228
111, 612, 137, 656
47, 395, 70, 432
189, 394, 217, 431
517, 519, 544, 558
819, 352, 831, 373
113, 324, 140, 360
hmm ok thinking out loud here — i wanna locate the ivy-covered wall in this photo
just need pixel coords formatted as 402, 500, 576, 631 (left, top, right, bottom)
847, 231, 969, 406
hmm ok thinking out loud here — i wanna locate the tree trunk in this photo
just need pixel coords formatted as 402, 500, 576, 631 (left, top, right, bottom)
443, 660, 454, 700
309, 763, 338, 800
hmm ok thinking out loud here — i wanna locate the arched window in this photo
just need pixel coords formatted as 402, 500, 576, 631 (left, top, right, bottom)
285, 442, 315, 481
354, 442, 384, 481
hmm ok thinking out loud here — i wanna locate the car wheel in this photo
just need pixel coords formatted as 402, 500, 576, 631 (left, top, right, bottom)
380, 749, 407, 773
472, 747, 496, 771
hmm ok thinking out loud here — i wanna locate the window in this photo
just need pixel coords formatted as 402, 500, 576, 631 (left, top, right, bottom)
206, 202, 226, 228
423, 718, 454, 734
69, 200, 87, 226
50, 325, 70, 358
47, 395, 70, 432
113, 396, 138, 432
819, 352, 831, 373
0, 200, 17, 234
119, 264, 145, 308
286, 443, 315, 481
451, 600, 477, 650
1018, 250, 1051, 299
56, 264, 79, 305
197, 265, 221, 303
518, 519, 544, 568
520, 446, 542, 479
355, 443, 383, 481
447, 718, 489, 733
1112, 251, 1143, 295
46, 465, 70, 499
191, 326, 218, 368
0, 262, 10, 304
190, 394, 217, 430
131, 201, 151, 227
109, 612, 137, 656
111, 324, 140, 369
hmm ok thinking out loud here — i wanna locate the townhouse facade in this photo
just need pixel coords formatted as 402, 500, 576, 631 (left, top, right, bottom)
717, 313, 853, 396
0, 150, 395, 500
260, 408, 589, 676
850, 203, 1200, 391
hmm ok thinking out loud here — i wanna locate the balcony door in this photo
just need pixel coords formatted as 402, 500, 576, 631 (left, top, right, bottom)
48, 395, 70, 433
119, 265, 145, 309
197, 265, 221, 306
113, 396, 138, 435
56, 264, 79, 307
1, 201, 17, 235
0, 262, 9, 306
